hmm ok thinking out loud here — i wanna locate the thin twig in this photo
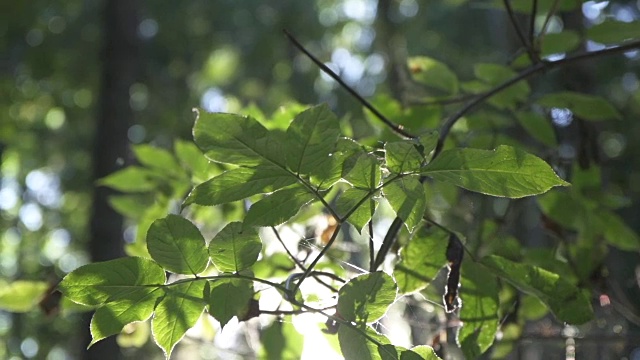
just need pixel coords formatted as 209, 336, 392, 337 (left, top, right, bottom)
271, 226, 342, 291
292, 224, 342, 294
503, 0, 539, 63
368, 219, 375, 271
409, 93, 479, 106
538, 0, 561, 42
529, 0, 538, 48
283, 29, 417, 139
433, 39, 640, 157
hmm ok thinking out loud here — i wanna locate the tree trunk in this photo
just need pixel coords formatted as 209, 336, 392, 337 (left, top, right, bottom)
84, 0, 140, 358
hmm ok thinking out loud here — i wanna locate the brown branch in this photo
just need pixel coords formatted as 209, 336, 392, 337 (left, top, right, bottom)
529, 0, 538, 47
283, 29, 417, 139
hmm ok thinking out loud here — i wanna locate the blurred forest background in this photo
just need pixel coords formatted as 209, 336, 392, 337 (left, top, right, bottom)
1, 0, 640, 359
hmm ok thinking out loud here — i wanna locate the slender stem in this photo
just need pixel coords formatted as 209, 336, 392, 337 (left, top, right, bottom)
272, 226, 305, 271
539, 0, 560, 38
292, 224, 342, 293
283, 29, 416, 139
295, 174, 340, 220
410, 93, 479, 106
433, 39, 640, 157
368, 219, 375, 271
529, 0, 538, 47
503, 0, 539, 63
271, 226, 343, 291
372, 216, 403, 271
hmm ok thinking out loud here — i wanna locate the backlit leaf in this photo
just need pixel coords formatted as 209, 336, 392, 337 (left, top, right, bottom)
457, 261, 499, 359
58, 257, 166, 306
208, 278, 253, 328
0, 281, 49, 312
337, 271, 397, 325
90, 287, 163, 346
481, 255, 594, 324
193, 111, 284, 167
147, 215, 209, 275
422, 145, 569, 198
184, 165, 296, 206
339, 326, 390, 360
152, 280, 207, 359
260, 316, 304, 359
133, 144, 182, 176
99, 167, 159, 192
336, 188, 377, 232
209, 222, 262, 272
394, 225, 449, 294
383, 175, 426, 232
285, 104, 341, 176
343, 153, 381, 189
385, 141, 423, 174
244, 186, 315, 227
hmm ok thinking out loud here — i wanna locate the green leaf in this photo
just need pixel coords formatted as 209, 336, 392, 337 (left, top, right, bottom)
311, 137, 364, 190
339, 326, 390, 360
285, 104, 341, 176
422, 145, 569, 198
481, 255, 594, 324
90, 287, 163, 346
457, 261, 499, 359
174, 139, 211, 181
408, 56, 459, 95
208, 278, 253, 328
146, 215, 209, 275
394, 225, 449, 294
383, 175, 426, 232
378, 344, 442, 360
209, 222, 262, 272
59, 257, 166, 306
499, 0, 579, 13
98, 167, 159, 192
337, 271, 397, 325
343, 153, 381, 189
516, 111, 557, 147
133, 144, 182, 175
537, 191, 587, 230
418, 131, 439, 157
540, 31, 581, 56
537, 92, 621, 121
193, 110, 284, 167
244, 186, 315, 227
385, 141, 423, 174
0, 280, 49, 312
600, 211, 640, 251
336, 188, 377, 232
184, 165, 296, 206
404, 346, 441, 360
473, 63, 530, 110
108, 194, 155, 220
587, 20, 640, 44
152, 280, 207, 359
260, 316, 304, 360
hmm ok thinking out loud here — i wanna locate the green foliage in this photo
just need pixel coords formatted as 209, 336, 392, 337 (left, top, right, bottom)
537, 92, 622, 121
0, 280, 50, 312
422, 145, 569, 198
55, 101, 614, 359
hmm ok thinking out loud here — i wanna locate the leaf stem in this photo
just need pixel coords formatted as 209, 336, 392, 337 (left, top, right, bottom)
283, 29, 416, 139
503, 0, 539, 63
292, 223, 342, 294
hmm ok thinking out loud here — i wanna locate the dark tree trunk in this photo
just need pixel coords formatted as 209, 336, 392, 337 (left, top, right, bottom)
84, 0, 140, 358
